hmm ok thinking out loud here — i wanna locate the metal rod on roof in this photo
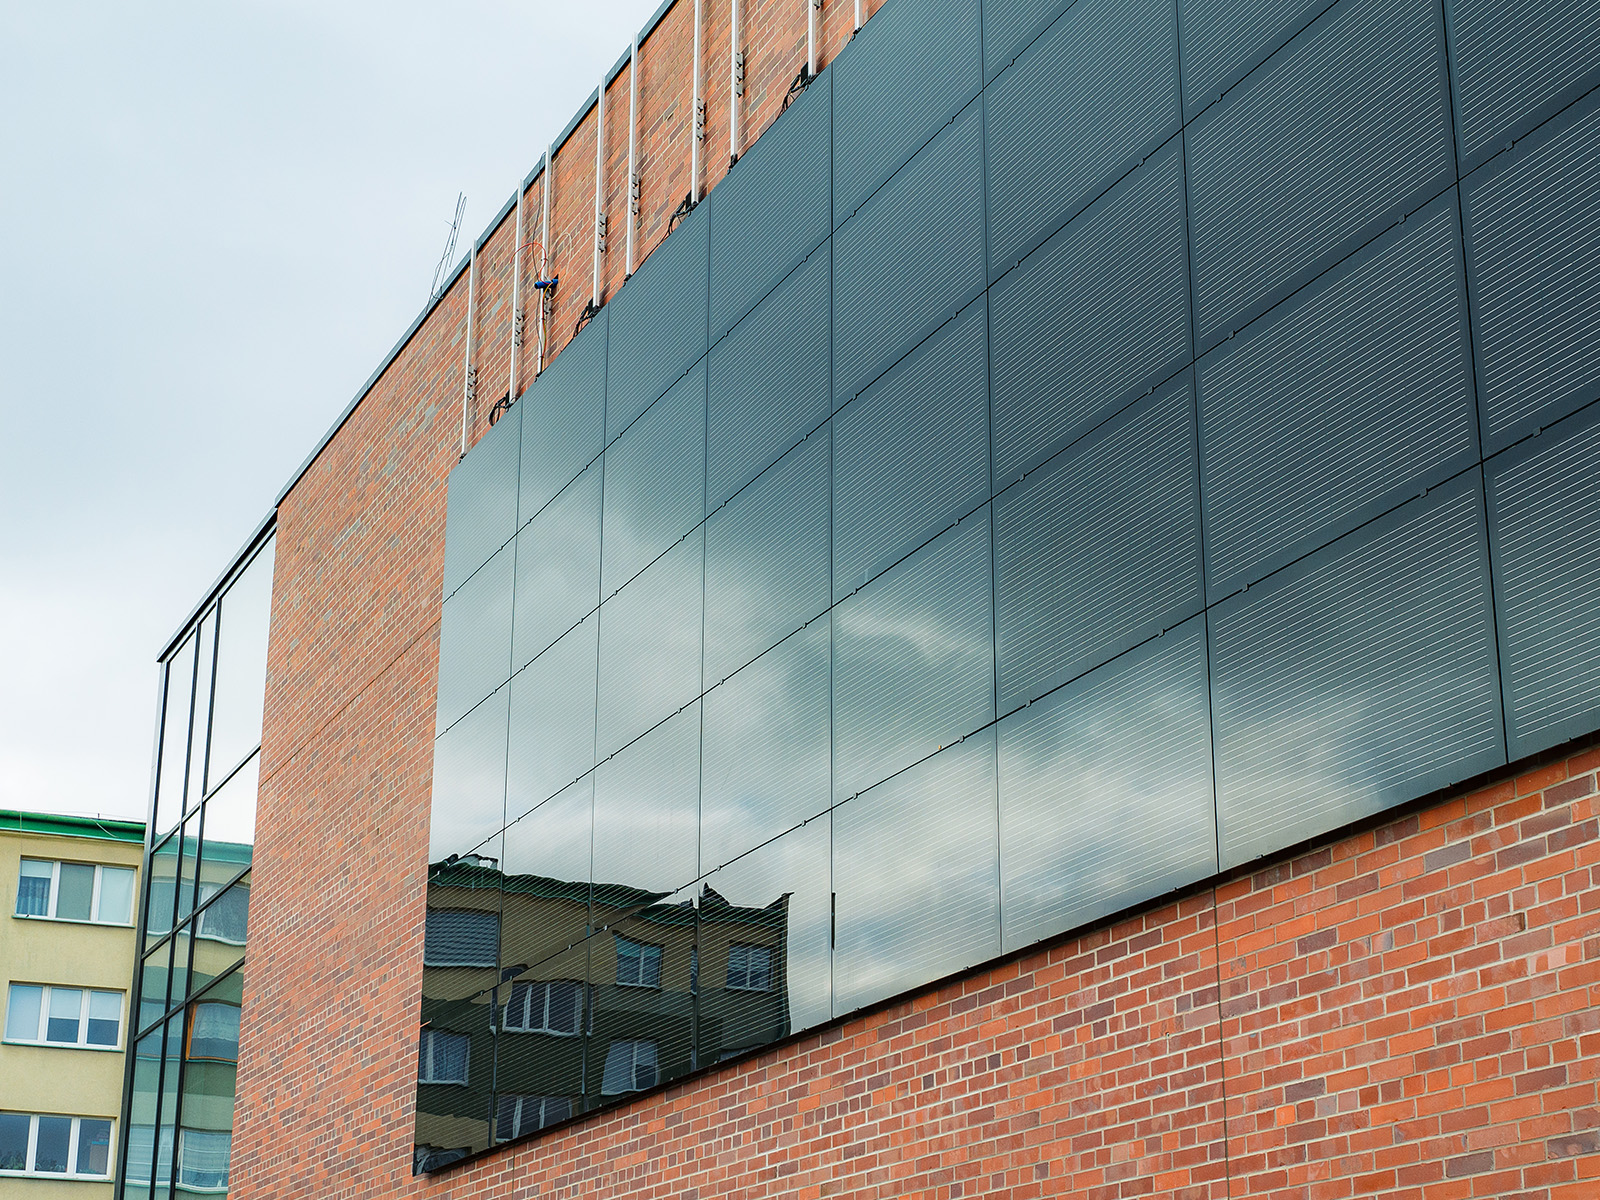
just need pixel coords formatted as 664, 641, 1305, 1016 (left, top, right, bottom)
626, 36, 640, 277
808, 0, 820, 77
730, 0, 744, 165
592, 75, 607, 309
508, 185, 525, 402
459, 241, 477, 458
691, 0, 704, 203
537, 146, 553, 374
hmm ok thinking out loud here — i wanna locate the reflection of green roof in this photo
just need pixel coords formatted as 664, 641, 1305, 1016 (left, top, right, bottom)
0, 810, 145, 844
203, 839, 254, 866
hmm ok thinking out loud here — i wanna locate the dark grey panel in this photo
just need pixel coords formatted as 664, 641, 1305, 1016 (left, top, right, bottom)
1200, 193, 1477, 600
1211, 473, 1504, 869
1446, 0, 1600, 170
594, 530, 704, 760
833, 732, 999, 1015
505, 613, 598, 824
994, 379, 1202, 710
600, 361, 706, 599
1464, 94, 1600, 454
606, 204, 709, 440
1487, 404, 1600, 759
833, 102, 986, 410
986, 0, 1179, 275
700, 621, 830, 872
1180, 0, 1336, 117
834, 297, 988, 600
990, 141, 1189, 486
998, 616, 1215, 953
428, 686, 509, 865
1187, 0, 1455, 349
519, 308, 607, 526
592, 702, 701, 906
984, 0, 1072, 80
833, 514, 994, 802
696, 818, 832, 1063
706, 252, 830, 509
832, 0, 983, 225
703, 434, 830, 688
709, 70, 831, 341
511, 465, 601, 674
442, 401, 521, 599
435, 542, 515, 735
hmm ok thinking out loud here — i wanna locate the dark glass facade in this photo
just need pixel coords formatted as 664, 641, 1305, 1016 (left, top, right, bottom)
421, 0, 1600, 1169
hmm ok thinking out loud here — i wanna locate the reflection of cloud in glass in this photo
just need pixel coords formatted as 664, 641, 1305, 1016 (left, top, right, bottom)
436, 545, 515, 735
593, 703, 701, 895
511, 466, 601, 672
429, 690, 508, 863
505, 615, 597, 823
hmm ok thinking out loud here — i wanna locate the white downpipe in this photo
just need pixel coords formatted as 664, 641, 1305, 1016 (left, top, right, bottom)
592, 75, 607, 309
854, 0, 862, 30
508, 185, 524, 402
808, 0, 820, 77
536, 146, 553, 375
730, 0, 744, 164
626, 37, 639, 277
691, 0, 704, 203
459, 241, 477, 457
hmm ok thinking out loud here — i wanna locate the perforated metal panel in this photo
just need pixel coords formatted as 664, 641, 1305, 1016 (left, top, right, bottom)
1488, 405, 1600, 759
519, 308, 606, 526
1211, 474, 1504, 869
987, 0, 1179, 276
1180, 0, 1335, 117
990, 142, 1189, 486
1199, 194, 1477, 600
1187, 0, 1455, 349
984, 0, 1074, 81
436, 543, 516, 735
833, 101, 986, 410
998, 616, 1215, 953
832, 0, 983, 225
1464, 93, 1600, 454
994, 380, 1202, 710
834, 297, 988, 600
442, 401, 521, 598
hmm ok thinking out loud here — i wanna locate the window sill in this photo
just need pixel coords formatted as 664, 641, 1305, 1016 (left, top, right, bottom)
499, 1028, 581, 1037
0, 1169, 112, 1181
722, 984, 775, 993
11, 914, 134, 930
613, 981, 662, 990
0, 1038, 123, 1053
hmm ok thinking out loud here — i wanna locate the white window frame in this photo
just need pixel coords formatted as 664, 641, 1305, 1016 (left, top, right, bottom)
13, 859, 136, 926
502, 980, 583, 1035
724, 943, 775, 992
0, 1113, 115, 1180
3, 984, 124, 1050
614, 936, 663, 989
417, 1029, 470, 1085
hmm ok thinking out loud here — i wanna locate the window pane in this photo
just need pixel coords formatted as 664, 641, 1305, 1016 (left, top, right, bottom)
196, 878, 250, 948
47, 988, 84, 1043
199, 752, 258, 871
186, 610, 216, 811
76, 1118, 111, 1176
178, 1129, 232, 1189
189, 1002, 241, 1062
154, 635, 195, 838
56, 862, 95, 921
34, 1115, 71, 1172
146, 832, 179, 938
207, 535, 274, 784
0, 1113, 26, 1170
5, 984, 42, 1041
97, 866, 134, 925
87, 991, 121, 1046
15, 859, 51, 916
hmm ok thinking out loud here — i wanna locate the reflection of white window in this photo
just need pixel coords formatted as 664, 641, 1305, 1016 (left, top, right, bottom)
495, 1094, 573, 1140
0, 1114, 113, 1178
503, 980, 582, 1034
614, 937, 662, 988
13, 860, 134, 925
194, 882, 250, 945
187, 1002, 241, 1063
177, 1128, 232, 1191
417, 1029, 469, 1084
4, 985, 122, 1048
725, 944, 774, 992
423, 910, 500, 967
600, 1040, 659, 1094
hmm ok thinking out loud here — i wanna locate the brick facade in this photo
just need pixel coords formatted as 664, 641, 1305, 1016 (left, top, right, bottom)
233, 0, 1600, 1195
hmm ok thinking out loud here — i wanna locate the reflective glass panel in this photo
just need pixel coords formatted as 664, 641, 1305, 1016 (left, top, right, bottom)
511, 464, 601, 673
123, 1025, 163, 1196
435, 541, 516, 735
177, 815, 200, 927
153, 636, 195, 839
146, 831, 179, 939
520, 307, 606, 526
441, 399, 521, 597
138, 941, 171, 1034
505, 612, 598, 823
185, 611, 216, 813
191, 875, 250, 994
428, 686, 510, 866
207, 535, 274, 787
199, 751, 258, 875
178, 971, 243, 1194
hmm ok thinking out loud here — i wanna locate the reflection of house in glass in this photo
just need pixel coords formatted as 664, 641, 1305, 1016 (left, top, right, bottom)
414, 856, 791, 1171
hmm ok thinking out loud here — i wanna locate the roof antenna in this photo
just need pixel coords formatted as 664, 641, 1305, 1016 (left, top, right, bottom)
430, 192, 467, 302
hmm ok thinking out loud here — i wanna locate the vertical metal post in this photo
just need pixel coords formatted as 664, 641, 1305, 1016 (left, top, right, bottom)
854, 0, 862, 30
691, 0, 705, 203
508, 185, 524, 402
626, 37, 640, 277
808, 0, 820, 77
459, 241, 477, 457
537, 146, 553, 374
592, 75, 607, 310
730, 0, 744, 165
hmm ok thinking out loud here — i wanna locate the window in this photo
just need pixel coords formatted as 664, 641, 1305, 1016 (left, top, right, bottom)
13, 860, 134, 925
614, 937, 663, 988
195, 882, 250, 945
600, 1040, 659, 1094
4, 985, 122, 1048
186, 1002, 241, 1063
417, 1029, 469, 1084
0, 1114, 113, 1178
177, 1128, 231, 1191
494, 1094, 573, 1140
725, 944, 775, 991
423, 909, 499, 967
503, 979, 582, 1035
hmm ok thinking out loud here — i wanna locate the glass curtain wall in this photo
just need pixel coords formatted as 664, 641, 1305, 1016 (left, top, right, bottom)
118, 530, 273, 1200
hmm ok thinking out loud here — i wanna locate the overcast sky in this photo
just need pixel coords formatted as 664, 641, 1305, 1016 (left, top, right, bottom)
0, 0, 656, 822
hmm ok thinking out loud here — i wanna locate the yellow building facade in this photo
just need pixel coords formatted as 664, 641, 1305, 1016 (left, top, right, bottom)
1, 812, 144, 1200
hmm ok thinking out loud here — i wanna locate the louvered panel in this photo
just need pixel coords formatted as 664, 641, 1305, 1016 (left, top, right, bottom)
1180, 0, 1336, 117
1211, 474, 1504, 869
984, 0, 1075, 81
505, 613, 598, 823
519, 307, 606, 526
442, 400, 521, 599
436, 541, 516, 735
511, 465, 601, 674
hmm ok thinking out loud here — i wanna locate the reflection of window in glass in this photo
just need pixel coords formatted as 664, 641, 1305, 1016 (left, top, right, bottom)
494, 1094, 573, 1140
12, 860, 134, 924
423, 909, 500, 967
195, 882, 250, 945
0, 1114, 112, 1177
417, 1029, 469, 1084
502, 980, 582, 1034
614, 937, 662, 988
177, 1128, 232, 1191
725, 944, 774, 992
4, 985, 122, 1048
186, 1003, 241, 1063
600, 1040, 659, 1094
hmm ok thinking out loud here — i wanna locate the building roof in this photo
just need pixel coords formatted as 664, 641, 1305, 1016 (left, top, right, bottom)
0, 809, 146, 844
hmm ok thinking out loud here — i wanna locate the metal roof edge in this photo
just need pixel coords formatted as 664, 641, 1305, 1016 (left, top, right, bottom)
0, 809, 147, 843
